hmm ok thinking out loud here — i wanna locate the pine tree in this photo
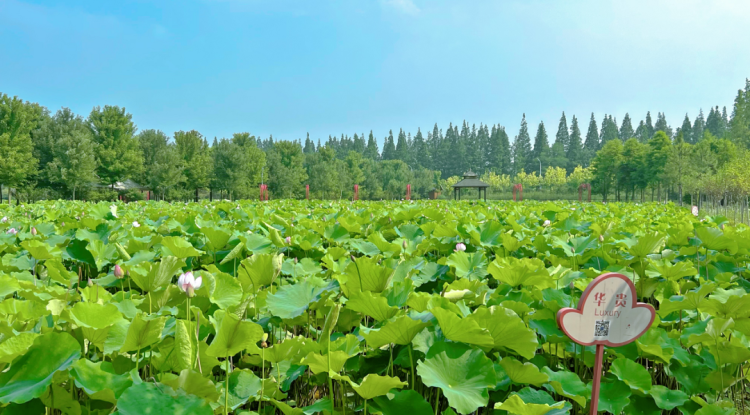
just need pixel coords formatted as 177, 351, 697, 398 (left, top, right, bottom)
634, 120, 650, 142
645, 111, 655, 139
395, 129, 409, 162
411, 128, 428, 168
530, 121, 548, 175
654, 112, 672, 138
476, 124, 490, 172
678, 114, 693, 144
583, 113, 600, 165
728, 79, 750, 148
693, 109, 706, 143
497, 125, 512, 175
619, 113, 635, 141
382, 130, 396, 160
555, 112, 570, 152
566, 115, 583, 171
600, 115, 619, 144
303, 133, 315, 154
363, 131, 379, 160
427, 124, 442, 171
513, 114, 532, 175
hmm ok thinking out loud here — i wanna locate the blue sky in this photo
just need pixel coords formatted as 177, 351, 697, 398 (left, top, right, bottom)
2, 0, 750, 145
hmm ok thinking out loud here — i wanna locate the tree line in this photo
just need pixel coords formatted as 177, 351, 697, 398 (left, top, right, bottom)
0, 79, 748, 202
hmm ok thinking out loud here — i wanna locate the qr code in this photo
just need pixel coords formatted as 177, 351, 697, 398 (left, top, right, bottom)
595, 320, 610, 337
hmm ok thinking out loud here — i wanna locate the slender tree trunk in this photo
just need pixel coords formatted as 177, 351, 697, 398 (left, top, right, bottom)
195, 188, 199, 203
73, 186, 76, 201
679, 184, 683, 206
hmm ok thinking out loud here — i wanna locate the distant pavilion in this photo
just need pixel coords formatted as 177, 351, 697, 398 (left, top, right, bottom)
453, 170, 490, 201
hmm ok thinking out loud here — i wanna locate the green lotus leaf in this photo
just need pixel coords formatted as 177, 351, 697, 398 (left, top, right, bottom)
0, 333, 39, 364
20, 240, 56, 261
0, 275, 21, 298
69, 302, 123, 329
349, 374, 407, 400
40, 384, 80, 415
240, 233, 275, 254
238, 253, 282, 290
346, 290, 399, 321
342, 256, 394, 295
206, 312, 263, 357
131, 256, 185, 292
610, 357, 652, 393
261, 337, 305, 364
119, 313, 166, 353
161, 369, 220, 402
495, 394, 565, 415
160, 236, 204, 258
598, 380, 631, 414
371, 389, 434, 415
208, 271, 243, 310
300, 351, 350, 374
70, 359, 133, 403
226, 369, 263, 410
202, 226, 232, 251
445, 251, 488, 280
417, 342, 496, 415
498, 357, 549, 387
694, 404, 736, 415
541, 368, 588, 408
117, 382, 213, 415
488, 257, 553, 289
266, 280, 330, 320
430, 307, 494, 349
468, 306, 538, 359
0, 332, 81, 404
360, 315, 430, 349
695, 227, 738, 254
648, 385, 688, 410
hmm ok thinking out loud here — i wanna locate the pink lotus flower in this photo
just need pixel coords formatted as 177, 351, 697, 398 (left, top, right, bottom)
114, 264, 124, 279
177, 271, 202, 297
285, 236, 291, 245
31, 227, 37, 236
691, 206, 699, 217
455, 242, 466, 252
6, 228, 17, 235
0, 217, 6, 223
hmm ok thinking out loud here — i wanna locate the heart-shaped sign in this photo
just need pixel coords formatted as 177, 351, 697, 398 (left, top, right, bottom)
557, 273, 655, 347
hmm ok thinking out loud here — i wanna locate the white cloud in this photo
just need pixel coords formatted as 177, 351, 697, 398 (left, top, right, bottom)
380, 0, 420, 16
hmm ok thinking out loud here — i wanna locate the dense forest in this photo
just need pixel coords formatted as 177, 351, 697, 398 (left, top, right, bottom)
1, 79, 749, 203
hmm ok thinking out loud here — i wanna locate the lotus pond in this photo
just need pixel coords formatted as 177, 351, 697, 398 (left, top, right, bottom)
0, 200, 748, 415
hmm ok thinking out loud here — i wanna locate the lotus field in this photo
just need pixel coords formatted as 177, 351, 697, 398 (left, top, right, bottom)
0, 200, 749, 415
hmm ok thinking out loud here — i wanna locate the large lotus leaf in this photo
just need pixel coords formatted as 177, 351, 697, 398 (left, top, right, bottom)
695, 227, 738, 254
240, 233, 275, 254
445, 251, 488, 280
117, 382, 213, 415
161, 236, 204, 258
430, 307, 494, 349
206, 312, 263, 357
648, 259, 697, 281
699, 296, 750, 320
226, 369, 263, 410
350, 374, 407, 400
371, 389, 433, 415
168, 320, 195, 372
345, 290, 399, 321
541, 368, 588, 408
498, 357, 549, 387
119, 313, 166, 353
694, 404, 736, 415
161, 369, 220, 402
131, 256, 185, 292
610, 357, 652, 393
70, 359, 133, 403
598, 380, 631, 414
86, 239, 117, 270
209, 271, 242, 310
468, 306, 538, 359
342, 256, 394, 294
488, 257, 553, 289
495, 394, 565, 415
238, 253, 282, 289
261, 337, 305, 364
69, 302, 123, 329
301, 351, 350, 374
266, 280, 329, 320
44, 259, 77, 285
648, 385, 688, 410
0, 333, 39, 364
417, 342, 496, 415
360, 315, 430, 349
20, 240, 56, 261
0, 332, 81, 404
0, 275, 21, 298
202, 226, 231, 251
627, 233, 666, 259
553, 235, 598, 257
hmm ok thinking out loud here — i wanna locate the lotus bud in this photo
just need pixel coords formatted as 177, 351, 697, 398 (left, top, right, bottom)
31, 227, 37, 236
599, 235, 604, 242
6, 228, 17, 235
455, 242, 466, 252
61, 222, 65, 227
351, 255, 356, 262
285, 236, 291, 245
114, 264, 124, 279
294, 257, 298, 264
88, 278, 94, 287
543, 220, 551, 227
177, 271, 202, 298
402, 240, 407, 249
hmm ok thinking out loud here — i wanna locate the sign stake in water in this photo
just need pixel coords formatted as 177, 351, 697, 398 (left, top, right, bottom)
556, 272, 655, 415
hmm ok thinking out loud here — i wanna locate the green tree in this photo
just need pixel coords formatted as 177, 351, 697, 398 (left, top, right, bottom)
654, 112, 672, 138
618, 138, 648, 201
647, 131, 673, 201
395, 129, 409, 162
87, 105, 142, 188
411, 128, 428, 169
212, 139, 248, 200
582, 113, 600, 166
619, 113, 635, 141
148, 143, 185, 200
303, 133, 316, 154
591, 139, 623, 202
232, 133, 266, 198
363, 131, 379, 160
678, 114, 693, 145
566, 115, 583, 171
548, 142, 568, 170
381, 130, 396, 160
530, 121, 548, 175
307, 145, 338, 198
600, 115, 619, 144
665, 132, 694, 204
512, 114, 532, 174
174, 130, 211, 201
46, 128, 96, 200
728, 79, 750, 149
554, 112, 570, 152
0, 94, 41, 203
645, 111, 655, 139
267, 140, 308, 198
